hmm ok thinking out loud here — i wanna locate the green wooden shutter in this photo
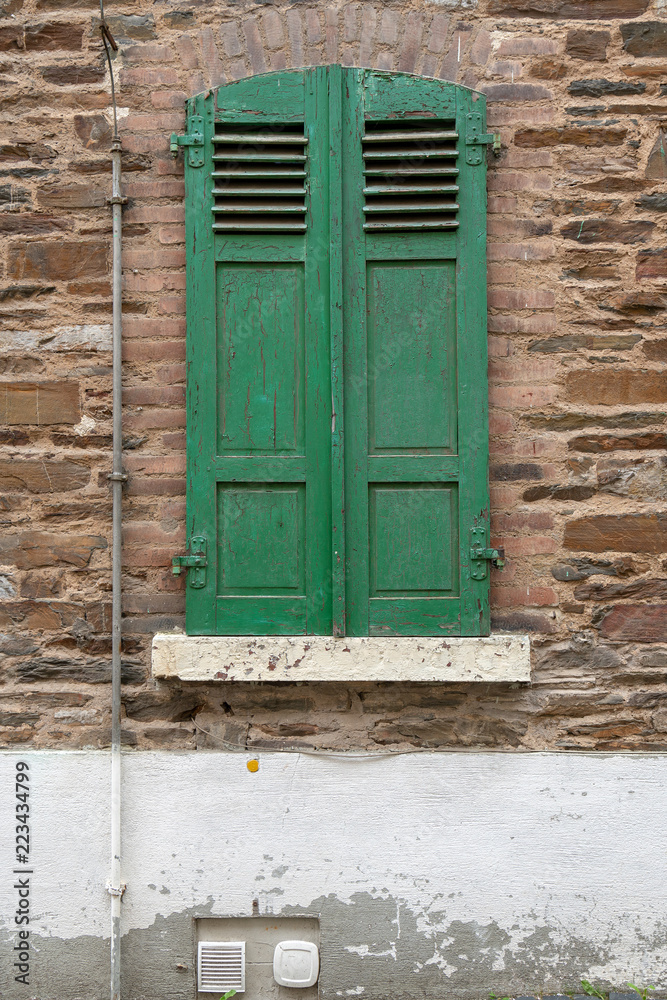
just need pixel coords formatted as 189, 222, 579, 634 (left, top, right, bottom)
342, 71, 491, 636
181, 67, 491, 637
183, 70, 333, 635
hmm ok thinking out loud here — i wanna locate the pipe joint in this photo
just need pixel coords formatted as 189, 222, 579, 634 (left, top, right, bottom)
106, 881, 127, 898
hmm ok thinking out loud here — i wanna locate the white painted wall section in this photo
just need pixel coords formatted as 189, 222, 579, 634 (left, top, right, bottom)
1, 751, 666, 999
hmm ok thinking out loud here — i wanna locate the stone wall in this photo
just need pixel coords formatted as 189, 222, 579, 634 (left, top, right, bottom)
1, 0, 666, 751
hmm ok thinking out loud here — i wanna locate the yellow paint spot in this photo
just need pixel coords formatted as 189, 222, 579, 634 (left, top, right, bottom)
247, 759, 259, 773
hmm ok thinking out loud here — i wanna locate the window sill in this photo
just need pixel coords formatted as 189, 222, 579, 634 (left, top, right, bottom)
151, 633, 530, 683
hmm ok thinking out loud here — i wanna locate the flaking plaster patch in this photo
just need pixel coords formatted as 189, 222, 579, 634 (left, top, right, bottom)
152, 633, 531, 682
72, 414, 96, 436
0, 893, 647, 1000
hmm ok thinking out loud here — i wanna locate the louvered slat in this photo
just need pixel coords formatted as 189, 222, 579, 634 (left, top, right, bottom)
198, 942, 246, 993
363, 129, 458, 142
365, 166, 459, 175
212, 124, 307, 233
364, 184, 459, 195
362, 120, 459, 232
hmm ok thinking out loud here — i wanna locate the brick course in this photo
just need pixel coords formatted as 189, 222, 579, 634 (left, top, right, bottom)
1, 0, 667, 753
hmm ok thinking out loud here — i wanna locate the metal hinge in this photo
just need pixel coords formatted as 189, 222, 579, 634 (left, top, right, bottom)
170, 115, 204, 167
469, 526, 505, 580
465, 112, 501, 165
172, 536, 207, 587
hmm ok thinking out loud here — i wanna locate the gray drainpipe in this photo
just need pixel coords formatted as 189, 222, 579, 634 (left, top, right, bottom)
100, 5, 126, 998
108, 130, 125, 1000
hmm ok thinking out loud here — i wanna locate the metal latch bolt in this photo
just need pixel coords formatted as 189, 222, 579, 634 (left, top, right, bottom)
172, 536, 207, 588
469, 526, 505, 580
465, 112, 501, 165
170, 115, 205, 167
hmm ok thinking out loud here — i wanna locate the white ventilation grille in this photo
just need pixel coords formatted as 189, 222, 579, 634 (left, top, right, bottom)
198, 941, 246, 994
362, 120, 460, 232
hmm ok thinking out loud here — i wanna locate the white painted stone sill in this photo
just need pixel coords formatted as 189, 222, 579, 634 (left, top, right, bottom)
151, 633, 531, 683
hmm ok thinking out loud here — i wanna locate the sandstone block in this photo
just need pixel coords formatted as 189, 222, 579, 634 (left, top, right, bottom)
41, 64, 105, 85
174, 33, 200, 70
243, 18, 266, 74
73, 114, 111, 150
529, 59, 567, 79
479, 83, 553, 101
561, 219, 653, 243
122, 594, 185, 614
0, 532, 106, 569
0, 460, 90, 493
371, 715, 526, 749
636, 249, 667, 279
515, 127, 625, 147
26, 22, 84, 49
8, 242, 107, 281
492, 585, 557, 607
121, 66, 179, 87
604, 290, 667, 314
566, 371, 667, 405
562, 261, 620, 279
37, 184, 106, 209
0, 381, 79, 425
486, 0, 648, 14
0, 214, 72, 235
564, 514, 667, 553
0, 24, 21, 49
643, 340, 667, 361
566, 29, 610, 59
489, 288, 555, 309
600, 605, 667, 641
0, 142, 55, 162
0, 600, 86, 630
397, 12, 424, 74
575, 578, 667, 601
569, 433, 667, 452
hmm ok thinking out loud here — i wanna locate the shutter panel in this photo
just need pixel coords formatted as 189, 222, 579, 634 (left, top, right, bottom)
183, 68, 491, 637
342, 71, 491, 636
184, 71, 333, 635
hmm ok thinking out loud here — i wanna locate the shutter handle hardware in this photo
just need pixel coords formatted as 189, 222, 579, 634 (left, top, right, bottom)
172, 536, 207, 588
465, 112, 501, 165
170, 115, 205, 167
469, 527, 505, 580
